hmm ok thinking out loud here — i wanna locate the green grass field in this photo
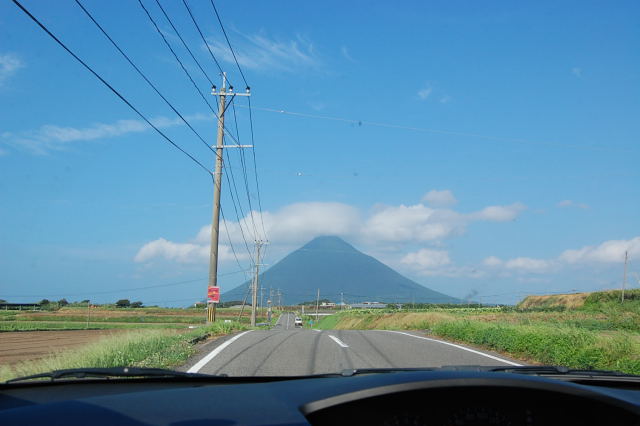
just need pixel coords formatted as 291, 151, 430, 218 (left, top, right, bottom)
0, 306, 273, 331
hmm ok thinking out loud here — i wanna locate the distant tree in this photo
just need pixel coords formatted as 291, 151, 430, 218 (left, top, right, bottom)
193, 302, 207, 309
130, 301, 143, 308
115, 299, 131, 308
39, 299, 51, 305
58, 298, 69, 306
0, 299, 6, 304
219, 300, 244, 308
80, 299, 90, 304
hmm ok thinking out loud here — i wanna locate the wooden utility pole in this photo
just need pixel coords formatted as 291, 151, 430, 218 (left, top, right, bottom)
315, 288, 320, 322
250, 240, 266, 326
207, 73, 251, 323
622, 250, 628, 303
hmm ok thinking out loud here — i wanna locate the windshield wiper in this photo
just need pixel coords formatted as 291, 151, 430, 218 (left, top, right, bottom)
488, 365, 640, 378
5, 367, 215, 384
327, 366, 640, 379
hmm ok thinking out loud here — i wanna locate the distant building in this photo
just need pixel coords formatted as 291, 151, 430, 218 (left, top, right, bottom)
0, 303, 41, 311
350, 301, 387, 309
320, 302, 336, 308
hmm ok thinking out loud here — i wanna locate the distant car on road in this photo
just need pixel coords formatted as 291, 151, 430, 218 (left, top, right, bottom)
294, 317, 303, 327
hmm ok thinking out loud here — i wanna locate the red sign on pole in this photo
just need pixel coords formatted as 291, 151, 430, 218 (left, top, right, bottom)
207, 286, 220, 303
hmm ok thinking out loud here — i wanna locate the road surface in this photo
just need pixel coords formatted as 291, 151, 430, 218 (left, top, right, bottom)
186, 313, 522, 376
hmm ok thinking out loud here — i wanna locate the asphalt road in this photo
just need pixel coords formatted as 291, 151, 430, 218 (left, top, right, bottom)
187, 313, 523, 376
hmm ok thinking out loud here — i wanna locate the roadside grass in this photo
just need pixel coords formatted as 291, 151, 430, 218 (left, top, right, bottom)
0, 321, 248, 382
323, 310, 640, 375
316, 314, 340, 329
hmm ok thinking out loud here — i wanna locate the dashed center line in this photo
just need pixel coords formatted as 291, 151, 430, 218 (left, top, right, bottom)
328, 334, 349, 348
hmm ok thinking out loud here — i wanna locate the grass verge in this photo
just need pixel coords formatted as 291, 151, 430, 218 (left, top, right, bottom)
323, 311, 640, 375
0, 321, 247, 382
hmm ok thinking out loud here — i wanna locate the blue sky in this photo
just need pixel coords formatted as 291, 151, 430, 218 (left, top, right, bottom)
1, 0, 638, 305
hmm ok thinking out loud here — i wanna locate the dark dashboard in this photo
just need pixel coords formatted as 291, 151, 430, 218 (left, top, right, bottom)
1, 370, 639, 425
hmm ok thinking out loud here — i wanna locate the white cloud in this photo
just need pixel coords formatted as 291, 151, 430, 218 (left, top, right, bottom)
134, 196, 528, 265
206, 32, 320, 72
363, 204, 465, 242
469, 203, 526, 222
504, 257, 554, 273
263, 202, 361, 243
483, 236, 640, 276
134, 238, 244, 264
482, 256, 503, 267
572, 67, 582, 78
439, 95, 453, 104
2, 113, 209, 154
557, 200, 589, 209
400, 250, 483, 278
417, 86, 432, 100
401, 248, 451, 269
559, 237, 640, 264
340, 46, 355, 62
0, 53, 24, 86
422, 189, 458, 207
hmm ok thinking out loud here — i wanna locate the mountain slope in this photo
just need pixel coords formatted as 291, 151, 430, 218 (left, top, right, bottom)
222, 236, 459, 305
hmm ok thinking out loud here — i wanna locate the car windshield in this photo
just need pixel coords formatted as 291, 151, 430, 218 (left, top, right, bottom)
1, 1, 638, 381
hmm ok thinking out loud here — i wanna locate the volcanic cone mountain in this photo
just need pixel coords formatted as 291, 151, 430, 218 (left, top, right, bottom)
222, 236, 459, 305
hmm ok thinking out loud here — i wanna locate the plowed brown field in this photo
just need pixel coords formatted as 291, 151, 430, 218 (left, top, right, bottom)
0, 330, 129, 365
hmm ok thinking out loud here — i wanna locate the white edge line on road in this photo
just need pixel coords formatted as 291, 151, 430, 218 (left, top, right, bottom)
187, 330, 253, 373
312, 329, 322, 332
384, 330, 522, 366
328, 334, 349, 348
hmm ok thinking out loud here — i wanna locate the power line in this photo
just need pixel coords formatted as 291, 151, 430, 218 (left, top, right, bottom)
224, 147, 255, 248
209, 0, 248, 87
231, 101, 259, 239
75, 0, 218, 160
181, 0, 225, 78
137, 0, 256, 260
242, 105, 633, 153
219, 167, 255, 264
4, 270, 248, 299
11, 0, 211, 175
205, 1, 267, 241
216, 97, 255, 260
220, 204, 251, 273
141, 0, 246, 154
136, 0, 217, 114
153, 0, 215, 86
247, 97, 268, 240
185, 0, 268, 244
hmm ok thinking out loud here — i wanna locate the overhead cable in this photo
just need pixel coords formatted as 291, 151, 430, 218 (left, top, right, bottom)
11, 0, 211, 175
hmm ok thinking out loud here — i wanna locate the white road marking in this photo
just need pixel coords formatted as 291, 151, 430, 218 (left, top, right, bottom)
312, 329, 322, 332
383, 330, 522, 366
286, 314, 290, 330
328, 334, 349, 348
187, 330, 253, 373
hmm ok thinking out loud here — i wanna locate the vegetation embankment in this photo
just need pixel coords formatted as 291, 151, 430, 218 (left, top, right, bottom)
0, 321, 248, 382
316, 290, 640, 375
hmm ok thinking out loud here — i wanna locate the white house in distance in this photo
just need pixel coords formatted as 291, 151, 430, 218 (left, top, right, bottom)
350, 301, 387, 309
